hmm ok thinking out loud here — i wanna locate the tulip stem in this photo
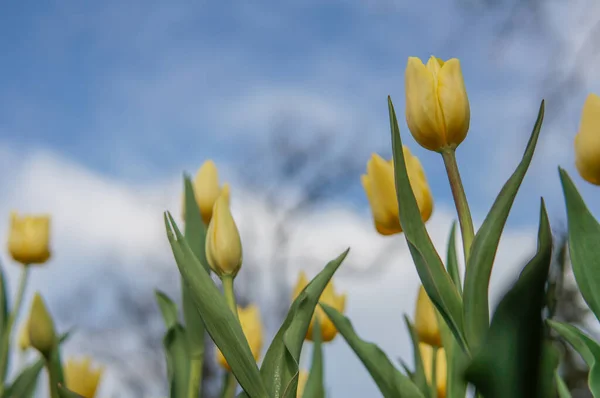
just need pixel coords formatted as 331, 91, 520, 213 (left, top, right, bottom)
430, 346, 438, 398
0, 265, 30, 392
220, 372, 238, 398
222, 275, 240, 322
441, 149, 475, 265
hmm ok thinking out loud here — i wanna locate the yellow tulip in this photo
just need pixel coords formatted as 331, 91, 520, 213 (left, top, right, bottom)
361, 148, 433, 235
205, 193, 243, 277
182, 160, 230, 224
415, 285, 442, 347
575, 93, 600, 185
297, 370, 309, 398
405, 56, 470, 152
292, 271, 346, 342
64, 357, 104, 398
27, 293, 56, 355
17, 320, 30, 351
217, 304, 263, 371
420, 343, 447, 398
7, 212, 51, 265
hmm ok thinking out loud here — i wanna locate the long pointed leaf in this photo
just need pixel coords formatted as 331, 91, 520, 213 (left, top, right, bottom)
155, 290, 179, 330
463, 101, 545, 350
446, 222, 462, 295
164, 324, 190, 398
403, 315, 428, 395
302, 318, 324, 398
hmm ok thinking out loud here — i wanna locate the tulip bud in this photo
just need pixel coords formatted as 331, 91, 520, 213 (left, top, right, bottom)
415, 285, 441, 347
361, 148, 433, 235
182, 160, 230, 224
292, 271, 346, 342
17, 320, 30, 351
7, 212, 51, 265
28, 293, 56, 355
205, 193, 242, 277
297, 370, 309, 398
405, 56, 470, 152
575, 93, 600, 185
64, 357, 104, 398
420, 343, 447, 398
217, 304, 263, 371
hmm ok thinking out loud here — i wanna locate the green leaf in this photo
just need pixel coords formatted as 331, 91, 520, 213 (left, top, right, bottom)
164, 324, 190, 398
0, 263, 9, 336
436, 311, 468, 398
559, 168, 600, 323
388, 97, 467, 354
403, 315, 428, 395
555, 370, 572, 398
257, 249, 349, 398
155, 290, 179, 330
57, 385, 85, 398
302, 318, 325, 398
539, 341, 560, 398
164, 212, 268, 398
464, 199, 552, 398
547, 320, 600, 396
463, 101, 545, 351
322, 304, 424, 398
446, 222, 462, 295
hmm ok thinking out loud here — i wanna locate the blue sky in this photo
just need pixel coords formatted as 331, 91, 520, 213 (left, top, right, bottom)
0, 1, 599, 397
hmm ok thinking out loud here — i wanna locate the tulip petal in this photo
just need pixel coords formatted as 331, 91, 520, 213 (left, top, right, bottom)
575, 93, 600, 185
437, 58, 470, 148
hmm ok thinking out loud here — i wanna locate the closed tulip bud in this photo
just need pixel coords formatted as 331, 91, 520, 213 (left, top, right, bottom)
64, 357, 104, 398
292, 271, 346, 342
217, 304, 263, 371
17, 320, 30, 351
415, 285, 441, 347
420, 343, 447, 398
361, 148, 433, 235
8, 212, 51, 265
205, 194, 242, 277
297, 370, 309, 398
405, 56, 470, 152
28, 293, 56, 355
575, 93, 600, 185
182, 160, 230, 224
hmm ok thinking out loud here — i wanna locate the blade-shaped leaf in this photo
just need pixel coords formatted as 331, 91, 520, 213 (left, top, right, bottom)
302, 318, 324, 398
436, 311, 468, 398
388, 97, 467, 354
403, 315, 428, 395
446, 222, 462, 295
258, 249, 349, 398
155, 290, 179, 330
322, 304, 424, 398
465, 199, 552, 398
555, 371, 572, 398
0, 263, 8, 335
164, 212, 268, 398
547, 320, 600, 396
164, 324, 190, 398
559, 168, 600, 323
57, 385, 85, 398
539, 341, 560, 398
463, 101, 545, 350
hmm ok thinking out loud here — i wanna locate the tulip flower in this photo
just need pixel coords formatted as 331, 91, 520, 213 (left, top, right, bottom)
297, 370, 309, 398
361, 148, 433, 235
205, 193, 243, 277
27, 293, 56, 355
217, 304, 263, 371
420, 343, 447, 398
182, 160, 230, 224
292, 271, 346, 342
7, 212, 51, 265
405, 56, 470, 152
17, 320, 30, 351
64, 357, 104, 398
415, 285, 442, 347
575, 93, 600, 185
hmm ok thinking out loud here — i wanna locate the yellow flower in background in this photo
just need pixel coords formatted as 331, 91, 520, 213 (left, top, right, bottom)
405, 56, 470, 152
7, 212, 51, 265
205, 194, 243, 277
182, 160, 230, 224
415, 285, 442, 347
17, 320, 30, 351
27, 293, 56, 355
361, 148, 433, 235
420, 343, 447, 398
65, 357, 104, 398
575, 93, 600, 185
297, 370, 309, 398
292, 271, 346, 342
217, 304, 263, 371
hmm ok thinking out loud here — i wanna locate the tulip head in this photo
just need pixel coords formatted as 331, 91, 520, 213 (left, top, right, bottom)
405, 56, 470, 152
28, 293, 56, 355
217, 304, 263, 371
415, 285, 442, 347
575, 93, 600, 185
292, 271, 346, 342
64, 356, 104, 398
205, 194, 243, 277
17, 320, 30, 351
297, 370, 309, 398
8, 212, 51, 265
361, 148, 433, 235
182, 160, 230, 224
420, 343, 447, 398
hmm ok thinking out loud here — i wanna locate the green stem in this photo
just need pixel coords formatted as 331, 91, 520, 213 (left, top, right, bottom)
45, 343, 64, 398
188, 358, 203, 398
222, 276, 239, 321
220, 372, 238, 398
0, 265, 30, 392
441, 149, 475, 265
